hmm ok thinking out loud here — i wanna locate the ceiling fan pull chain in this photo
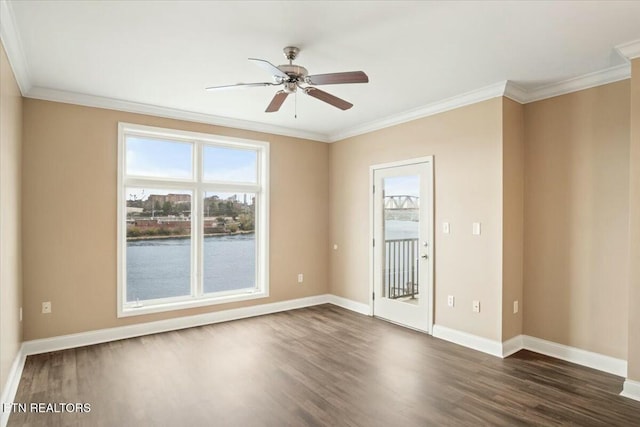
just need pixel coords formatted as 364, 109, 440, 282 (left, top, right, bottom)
295, 91, 298, 119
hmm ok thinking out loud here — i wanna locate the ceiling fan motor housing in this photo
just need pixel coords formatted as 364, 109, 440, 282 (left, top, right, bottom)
277, 65, 308, 80
277, 64, 309, 93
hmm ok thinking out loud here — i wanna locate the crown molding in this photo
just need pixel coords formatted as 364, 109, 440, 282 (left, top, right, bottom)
503, 81, 528, 104
26, 86, 329, 142
522, 64, 631, 104
328, 63, 631, 142
616, 39, 640, 60
328, 81, 509, 142
0, 0, 31, 94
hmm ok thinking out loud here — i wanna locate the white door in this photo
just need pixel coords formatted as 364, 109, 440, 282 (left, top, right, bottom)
372, 158, 433, 333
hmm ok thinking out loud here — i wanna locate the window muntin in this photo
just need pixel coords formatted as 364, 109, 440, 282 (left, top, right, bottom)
118, 123, 269, 317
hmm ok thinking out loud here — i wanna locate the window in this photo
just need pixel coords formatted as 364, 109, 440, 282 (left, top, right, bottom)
117, 123, 269, 317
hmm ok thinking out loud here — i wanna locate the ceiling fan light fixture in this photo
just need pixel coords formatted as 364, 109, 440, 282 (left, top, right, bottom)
283, 82, 297, 94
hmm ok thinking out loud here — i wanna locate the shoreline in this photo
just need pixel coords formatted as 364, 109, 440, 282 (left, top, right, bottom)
127, 230, 254, 241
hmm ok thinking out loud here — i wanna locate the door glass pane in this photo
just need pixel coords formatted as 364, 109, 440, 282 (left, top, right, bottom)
203, 192, 256, 293
125, 188, 192, 302
203, 146, 257, 183
126, 136, 193, 179
383, 175, 420, 304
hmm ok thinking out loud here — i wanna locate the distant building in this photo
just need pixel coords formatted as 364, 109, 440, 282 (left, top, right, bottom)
148, 193, 190, 206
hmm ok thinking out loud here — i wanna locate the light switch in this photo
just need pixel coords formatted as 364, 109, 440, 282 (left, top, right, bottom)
472, 222, 481, 235
447, 295, 455, 307
443, 222, 450, 234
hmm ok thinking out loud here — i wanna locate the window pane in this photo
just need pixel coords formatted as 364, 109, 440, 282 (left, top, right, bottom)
126, 136, 193, 179
126, 188, 192, 302
203, 192, 256, 293
203, 146, 257, 183
383, 175, 420, 302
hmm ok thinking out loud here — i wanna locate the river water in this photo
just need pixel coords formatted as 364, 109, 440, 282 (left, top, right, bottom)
126, 234, 255, 302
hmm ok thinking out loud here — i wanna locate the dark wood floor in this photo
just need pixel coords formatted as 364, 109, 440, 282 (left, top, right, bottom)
8, 304, 640, 426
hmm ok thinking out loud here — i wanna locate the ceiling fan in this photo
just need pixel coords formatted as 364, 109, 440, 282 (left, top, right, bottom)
206, 46, 369, 113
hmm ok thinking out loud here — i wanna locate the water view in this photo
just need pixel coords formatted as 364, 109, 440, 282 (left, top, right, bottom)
127, 234, 255, 302
126, 188, 257, 302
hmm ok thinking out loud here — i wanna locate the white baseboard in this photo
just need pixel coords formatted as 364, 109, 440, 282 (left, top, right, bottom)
621, 379, 640, 401
22, 294, 332, 356
326, 294, 370, 315
1, 345, 26, 427
502, 334, 524, 357
430, 328, 628, 379
432, 324, 503, 357
522, 335, 627, 377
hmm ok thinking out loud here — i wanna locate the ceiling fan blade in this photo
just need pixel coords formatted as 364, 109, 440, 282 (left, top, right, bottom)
306, 71, 369, 85
304, 88, 353, 110
265, 91, 289, 113
206, 82, 276, 91
248, 58, 289, 80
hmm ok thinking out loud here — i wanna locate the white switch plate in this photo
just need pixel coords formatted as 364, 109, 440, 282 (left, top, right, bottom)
472, 222, 481, 235
297, 273, 304, 283
19, 307, 22, 322
513, 300, 519, 314
447, 295, 455, 307
333, 244, 338, 250
42, 301, 52, 314
443, 222, 450, 234
472, 300, 480, 313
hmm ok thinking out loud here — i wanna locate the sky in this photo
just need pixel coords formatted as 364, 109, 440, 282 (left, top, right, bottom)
383, 175, 420, 198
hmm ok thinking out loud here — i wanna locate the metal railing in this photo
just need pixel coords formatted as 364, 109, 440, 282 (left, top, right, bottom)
385, 238, 419, 299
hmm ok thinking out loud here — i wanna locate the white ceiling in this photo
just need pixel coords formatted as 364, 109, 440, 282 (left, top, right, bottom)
2, 1, 640, 141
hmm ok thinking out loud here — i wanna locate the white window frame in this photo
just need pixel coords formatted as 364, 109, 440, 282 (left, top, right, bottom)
117, 122, 269, 317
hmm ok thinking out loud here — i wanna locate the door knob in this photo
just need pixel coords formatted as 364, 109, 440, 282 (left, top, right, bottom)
421, 253, 428, 259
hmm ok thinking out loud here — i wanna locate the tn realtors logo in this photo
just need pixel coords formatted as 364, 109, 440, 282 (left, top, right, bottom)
2, 402, 91, 413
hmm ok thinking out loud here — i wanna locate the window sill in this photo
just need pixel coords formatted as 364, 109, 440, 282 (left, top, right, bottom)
117, 289, 269, 318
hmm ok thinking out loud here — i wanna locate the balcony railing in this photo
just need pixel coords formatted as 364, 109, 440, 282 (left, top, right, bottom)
385, 238, 419, 299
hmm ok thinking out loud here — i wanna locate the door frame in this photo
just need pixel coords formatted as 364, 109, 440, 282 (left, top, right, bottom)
368, 156, 434, 334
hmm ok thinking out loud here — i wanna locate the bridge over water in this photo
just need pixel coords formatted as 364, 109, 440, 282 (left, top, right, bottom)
384, 195, 419, 221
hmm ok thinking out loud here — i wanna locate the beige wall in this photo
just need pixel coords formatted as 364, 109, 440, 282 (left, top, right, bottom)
0, 43, 23, 394
21, 99, 329, 340
523, 80, 630, 359
501, 98, 524, 341
628, 59, 640, 380
330, 98, 504, 341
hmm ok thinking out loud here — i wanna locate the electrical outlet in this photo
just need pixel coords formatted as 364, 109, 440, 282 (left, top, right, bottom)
297, 273, 304, 283
513, 300, 519, 314
472, 300, 480, 313
447, 295, 455, 307
333, 244, 338, 250
19, 307, 22, 322
42, 301, 52, 314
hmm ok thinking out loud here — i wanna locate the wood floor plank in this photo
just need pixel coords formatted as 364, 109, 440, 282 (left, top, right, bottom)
7, 305, 640, 426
